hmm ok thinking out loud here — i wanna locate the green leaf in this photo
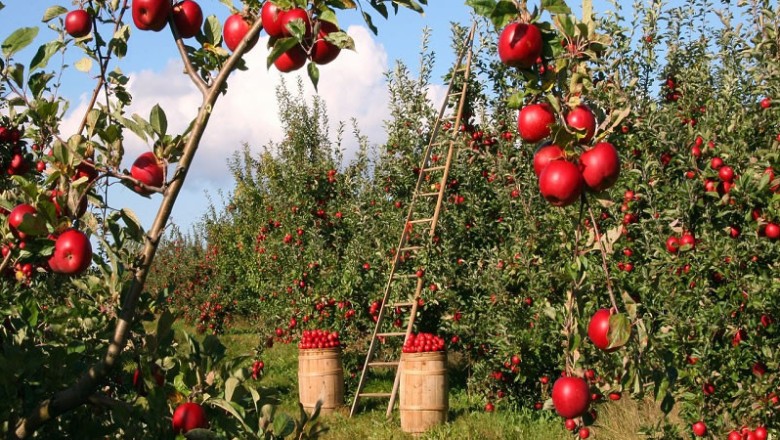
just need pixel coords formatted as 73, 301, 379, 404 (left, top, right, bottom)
28, 71, 53, 98
371, 2, 388, 19
155, 310, 175, 341
43, 5, 67, 22
8, 63, 24, 88
266, 38, 299, 68
465, 0, 496, 17
325, 31, 354, 50
120, 208, 143, 241
273, 413, 295, 437
361, 11, 377, 35
607, 313, 631, 350
307, 62, 319, 91
541, 0, 571, 15
183, 428, 218, 439
2, 27, 39, 58
204, 15, 222, 46
150, 104, 168, 137
207, 399, 253, 432
30, 41, 63, 71
284, 18, 308, 42
75, 57, 93, 72
224, 377, 239, 402
490, 1, 519, 29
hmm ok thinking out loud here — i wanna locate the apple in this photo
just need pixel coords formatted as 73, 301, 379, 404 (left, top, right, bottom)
533, 143, 565, 177
551, 376, 590, 419
665, 236, 680, 253
719, 165, 735, 182
579, 427, 590, 439
279, 7, 311, 38
172, 402, 209, 433
261, 1, 285, 38
765, 222, 780, 240
538, 160, 583, 207
760, 97, 771, 109
274, 45, 307, 73
172, 1, 203, 39
710, 156, 724, 170
485, 402, 494, 412
310, 20, 341, 65
754, 426, 768, 440
8, 204, 44, 240
224, 14, 258, 52
130, 152, 164, 195
579, 142, 621, 192
679, 232, 695, 251
518, 103, 555, 143
587, 309, 618, 351
65, 9, 92, 38
74, 160, 99, 183
49, 228, 92, 276
692, 421, 707, 437
132, 0, 171, 32
564, 419, 577, 431
497, 22, 542, 69
565, 105, 597, 143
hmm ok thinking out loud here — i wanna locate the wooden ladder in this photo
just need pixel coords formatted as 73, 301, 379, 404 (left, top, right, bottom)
349, 22, 477, 419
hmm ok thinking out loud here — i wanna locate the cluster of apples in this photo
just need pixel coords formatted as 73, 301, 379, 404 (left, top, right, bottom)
298, 329, 341, 349
64, 0, 346, 74
402, 332, 446, 353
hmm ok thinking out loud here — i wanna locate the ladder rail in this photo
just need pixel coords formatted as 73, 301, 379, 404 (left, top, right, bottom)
350, 21, 478, 419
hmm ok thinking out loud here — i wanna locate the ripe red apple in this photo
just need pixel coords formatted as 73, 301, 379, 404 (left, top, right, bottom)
49, 228, 93, 276
665, 236, 680, 253
132, 0, 171, 32
587, 309, 618, 351
710, 156, 724, 170
172, 1, 203, 39
130, 152, 164, 195
719, 165, 735, 182
484, 402, 494, 412
579, 427, 590, 439
679, 232, 695, 251
579, 142, 621, 192
310, 20, 341, 65
172, 402, 209, 433
564, 419, 577, 431
533, 144, 565, 177
224, 14, 258, 52
754, 426, 768, 440
765, 222, 780, 240
497, 22, 542, 69
538, 160, 583, 207
8, 204, 42, 240
518, 103, 555, 143
692, 421, 707, 437
728, 431, 743, 440
274, 45, 307, 72
279, 7, 311, 38
551, 376, 590, 419
760, 97, 771, 109
261, 1, 285, 38
565, 105, 597, 143
65, 9, 92, 38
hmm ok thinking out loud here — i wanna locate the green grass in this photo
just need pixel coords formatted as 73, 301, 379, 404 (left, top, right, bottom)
173, 321, 677, 440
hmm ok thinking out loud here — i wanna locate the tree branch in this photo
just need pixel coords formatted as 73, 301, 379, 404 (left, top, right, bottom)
12, 15, 266, 440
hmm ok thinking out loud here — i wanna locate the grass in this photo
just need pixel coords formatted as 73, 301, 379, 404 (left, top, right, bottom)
173, 320, 683, 439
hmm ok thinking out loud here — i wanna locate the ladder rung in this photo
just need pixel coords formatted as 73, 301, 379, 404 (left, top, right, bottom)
392, 274, 417, 280
368, 361, 400, 368
409, 218, 433, 224
389, 301, 414, 308
419, 191, 440, 197
399, 246, 423, 252
377, 332, 406, 337
359, 393, 392, 398
422, 166, 445, 172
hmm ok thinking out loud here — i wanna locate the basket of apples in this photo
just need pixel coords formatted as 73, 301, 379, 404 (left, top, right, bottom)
297, 329, 344, 415
399, 332, 448, 434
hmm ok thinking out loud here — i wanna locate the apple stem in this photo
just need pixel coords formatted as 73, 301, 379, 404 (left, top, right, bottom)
587, 204, 620, 314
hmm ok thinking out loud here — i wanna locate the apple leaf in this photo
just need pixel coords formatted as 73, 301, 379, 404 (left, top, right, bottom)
465, 0, 497, 17
266, 38, 299, 68
8, 63, 24, 88
273, 413, 295, 437
541, 0, 571, 15
361, 11, 378, 35
307, 62, 320, 91
16, 211, 49, 237
490, 1, 520, 29
150, 104, 168, 137
317, 9, 339, 26
607, 313, 630, 350
204, 15, 222, 46
183, 428, 218, 439
329, 0, 357, 9
326, 31, 354, 50
2, 27, 38, 58
371, 1, 388, 19
42, 5, 67, 22
224, 377, 239, 402
75, 57, 92, 73
30, 41, 64, 72
285, 18, 308, 42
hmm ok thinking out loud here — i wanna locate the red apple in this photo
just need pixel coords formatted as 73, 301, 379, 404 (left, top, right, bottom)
261, 1, 285, 38
518, 103, 555, 143
49, 228, 92, 276
279, 7, 311, 38
130, 152, 164, 195
65, 9, 92, 38
565, 105, 597, 143
172, 0, 203, 39
765, 222, 780, 240
551, 376, 590, 419
754, 426, 768, 440
274, 45, 307, 72
728, 431, 743, 440
224, 13, 258, 52
579, 142, 620, 192
538, 160, 583, 207
497, 22, 542, 69
679, 233, 695, 251
8, 204, 45, 240
719, 165, 735, 182
579, 427, 590, 439
484, 401, 495, 412
172, 402, 209, 433
692, 421, 707, 437
665, 236, 680, 253
533, 144, 565, 177
132, 0, 171, 32
310, 20, 341, 65
587, 309, 618, 351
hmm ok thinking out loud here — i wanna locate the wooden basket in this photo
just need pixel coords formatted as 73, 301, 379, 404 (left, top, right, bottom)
399, 351, 448, 434
298, 347, 344, 415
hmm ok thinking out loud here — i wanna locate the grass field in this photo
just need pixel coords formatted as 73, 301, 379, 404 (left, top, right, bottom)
179, 321, 681, 440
